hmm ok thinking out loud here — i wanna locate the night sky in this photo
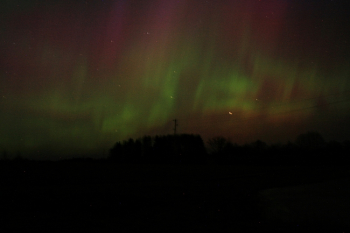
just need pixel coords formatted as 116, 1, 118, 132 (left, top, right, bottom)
1, 0, 350, 158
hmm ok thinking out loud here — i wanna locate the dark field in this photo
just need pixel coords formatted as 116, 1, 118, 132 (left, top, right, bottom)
0, 161, 349, 232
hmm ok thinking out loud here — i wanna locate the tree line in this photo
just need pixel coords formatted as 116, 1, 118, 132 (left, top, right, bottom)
109, 134, 206, 164
109, 132, 350, 165
1, 131, 349, 164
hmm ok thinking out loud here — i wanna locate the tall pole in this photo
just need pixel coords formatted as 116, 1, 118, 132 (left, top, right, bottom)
173, 119, 178, 135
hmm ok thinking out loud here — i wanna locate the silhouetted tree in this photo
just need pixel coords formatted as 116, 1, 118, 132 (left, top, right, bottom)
295, 131, 325, 149
109, 141, 122, 161
177, 134, 207, 164
141, 135, 153, 158
206, 136, 238, 164
109, 132, 350, 165
207, 136, 229, 155
152, 134, 206, 163
250, 140, 267, 152
13, 152, 26, 162
110, 134, 206, 164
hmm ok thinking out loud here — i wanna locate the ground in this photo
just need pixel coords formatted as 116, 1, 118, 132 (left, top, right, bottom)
0, 162, 349, 232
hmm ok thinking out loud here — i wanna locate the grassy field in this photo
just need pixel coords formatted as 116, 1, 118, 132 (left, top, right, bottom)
0, 161, 349, 232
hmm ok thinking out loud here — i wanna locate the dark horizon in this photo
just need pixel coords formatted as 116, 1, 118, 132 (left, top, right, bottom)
2, 131, 350, 161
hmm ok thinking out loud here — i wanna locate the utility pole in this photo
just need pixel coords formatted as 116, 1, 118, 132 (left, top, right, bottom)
173, 119, 178, 135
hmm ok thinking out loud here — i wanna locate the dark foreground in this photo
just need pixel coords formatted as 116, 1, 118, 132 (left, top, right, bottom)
0, 161, 349, 232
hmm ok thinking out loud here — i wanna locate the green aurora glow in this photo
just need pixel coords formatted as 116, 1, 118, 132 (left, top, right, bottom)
1, 0, 350, 158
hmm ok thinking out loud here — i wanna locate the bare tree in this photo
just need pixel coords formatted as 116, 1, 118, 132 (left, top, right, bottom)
207, 136, 230, 155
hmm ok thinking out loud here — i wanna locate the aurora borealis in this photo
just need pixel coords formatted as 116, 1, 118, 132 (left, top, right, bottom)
1, 0, 350, 158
